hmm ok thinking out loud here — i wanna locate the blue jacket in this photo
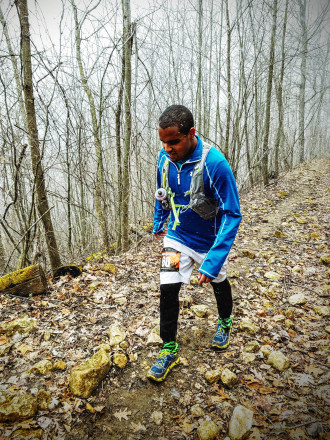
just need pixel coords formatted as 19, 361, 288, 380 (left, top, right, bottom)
153, 136, 242, 280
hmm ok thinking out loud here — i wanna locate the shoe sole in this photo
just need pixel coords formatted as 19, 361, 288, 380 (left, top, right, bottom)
146, 357, 180, 382
211, 329, 231, 350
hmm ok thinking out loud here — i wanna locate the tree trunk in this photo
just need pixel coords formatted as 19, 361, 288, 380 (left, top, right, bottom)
262, 0, 278, 185
224, 0, 231, 160
71, 0, 110, 250
298, 0, 307, 164
15, 0, 62, 273
121, 0, 133, 251
0, 264, 47, 297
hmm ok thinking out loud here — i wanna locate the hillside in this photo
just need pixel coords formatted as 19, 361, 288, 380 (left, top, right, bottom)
0, 158, 329, 440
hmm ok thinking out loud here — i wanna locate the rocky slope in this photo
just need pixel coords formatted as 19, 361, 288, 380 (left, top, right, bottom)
0, 158, 329, 440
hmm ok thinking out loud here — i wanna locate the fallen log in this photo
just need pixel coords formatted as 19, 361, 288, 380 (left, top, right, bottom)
0, 264, 47, 297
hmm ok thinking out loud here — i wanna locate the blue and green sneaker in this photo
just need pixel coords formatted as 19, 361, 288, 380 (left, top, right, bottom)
147, 342, 180, 382
212, 317, 232, 349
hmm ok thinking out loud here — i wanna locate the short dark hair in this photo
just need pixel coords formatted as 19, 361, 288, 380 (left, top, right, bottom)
159, 105, 194, 135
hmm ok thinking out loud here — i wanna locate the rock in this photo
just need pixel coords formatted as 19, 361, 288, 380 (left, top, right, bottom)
179, 295, 193, 307
191, 305, 209, 318
247, 427, 262, 440
197, 420, 219, 440
0, 342, 13, 356
0, 390, 38, 422
228, 405, 253, 440
239, 318, 259, 334
205, 369, 222, 384
37, 389, 52, 410
28, 360, 53, 375
102, 263, 117, 273
273, 314, 285, 322
285, 319, 295, 329
0, 315, 37, 336
274, 230, 289, 238
267, 351, 290, 371
53, 360, 67, 370
288, 293, 306, 305
243, 341, 260, 352
190, 404, 205, 417
146, 332, 163, 346
241, 249, 256, 259
313, 305, 329, 316
68, 346, 111, 398
108, 323, 126, 346
221, 368, 237, 388
259, 345, 273, 357
113, 353, 127, 369
264, 271, 281, 281
8, 428, 43, 439
120, 341, 129, 350
320, 254, 330, 266
190, 276, 199, 285
242, 353, 256, 363
86, 402, 96, 414
151, 410, 163, 426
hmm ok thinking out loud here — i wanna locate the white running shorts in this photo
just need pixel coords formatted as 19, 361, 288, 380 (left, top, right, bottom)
160, 237, 228, 285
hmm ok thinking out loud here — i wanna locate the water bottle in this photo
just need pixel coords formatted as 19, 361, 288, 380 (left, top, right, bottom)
155, 188, 170, 210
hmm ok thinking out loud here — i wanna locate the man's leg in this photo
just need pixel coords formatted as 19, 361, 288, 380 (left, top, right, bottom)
147, 282, 182, 382
211, 278, 233, 349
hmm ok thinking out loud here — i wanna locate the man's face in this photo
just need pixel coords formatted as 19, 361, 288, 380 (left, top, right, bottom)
158, 125, 196, 162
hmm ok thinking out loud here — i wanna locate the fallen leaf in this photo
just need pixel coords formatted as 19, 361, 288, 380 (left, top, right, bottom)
130, 422, 147, 432
113, 408, 131, 421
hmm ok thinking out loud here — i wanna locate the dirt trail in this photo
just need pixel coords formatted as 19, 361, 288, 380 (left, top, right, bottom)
0, 158, 329, 440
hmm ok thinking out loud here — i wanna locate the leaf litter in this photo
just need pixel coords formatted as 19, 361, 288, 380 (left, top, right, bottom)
0, 158, 329, 439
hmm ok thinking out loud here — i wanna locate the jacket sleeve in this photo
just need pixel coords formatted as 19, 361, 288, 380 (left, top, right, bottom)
152, 152, 170, 234
199, 156, 242, 279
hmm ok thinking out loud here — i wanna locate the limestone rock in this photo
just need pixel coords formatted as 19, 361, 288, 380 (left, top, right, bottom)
243, 341, 260, 352
205, 369, 222, 384
320, 254, 330, 266
313, 305, 329, 316
0, 342, 13, 356
103, 263, 117, 273
259, 345, 273, 357
268, 350, 290, 371
191, 305, 209, 318
229, 405, 253, 440
113, 353, 127, 369
221, 368, 237, 388
108, 323, 126, 346
0, 390, 38, 422
146, 332, 163, 346
239, 318, 259, 335
285, 319, 295, 329
7, 428, 43, 439
151, 410, 163, 425
179, 295, 193, 308
190, 276, 199, 285
288, 293, 306, 305
242, 353, 256, 363
68, 346, 111, 398
0, 315, 37, 336
264, 271, 281, 281
28, 360, 53, 375
53, 360, 67, 370
241, 249, 256, 259
37, 389, 52, 410
197, 420, 219, 440
190, 404, 205, 417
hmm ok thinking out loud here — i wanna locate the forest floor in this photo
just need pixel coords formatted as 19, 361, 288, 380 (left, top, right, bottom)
0, 158, 329, 440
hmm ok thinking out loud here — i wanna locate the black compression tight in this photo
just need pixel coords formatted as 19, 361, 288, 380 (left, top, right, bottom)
159, 278, 232, 343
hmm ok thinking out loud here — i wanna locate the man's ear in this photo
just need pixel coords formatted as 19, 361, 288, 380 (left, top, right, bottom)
189, 127, 196, 138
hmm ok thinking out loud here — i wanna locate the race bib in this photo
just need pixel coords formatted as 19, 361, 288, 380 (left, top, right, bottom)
160, 248, 180, 272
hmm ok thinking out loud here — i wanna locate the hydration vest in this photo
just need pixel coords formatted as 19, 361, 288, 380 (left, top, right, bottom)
162, 143, 219, 221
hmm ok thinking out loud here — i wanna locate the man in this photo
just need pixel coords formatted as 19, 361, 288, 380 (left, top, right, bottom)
147, 105, 242, 382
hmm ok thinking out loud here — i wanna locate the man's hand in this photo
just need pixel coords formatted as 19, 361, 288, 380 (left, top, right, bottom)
153, 230, 167, 240
198, 272, 213, 285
